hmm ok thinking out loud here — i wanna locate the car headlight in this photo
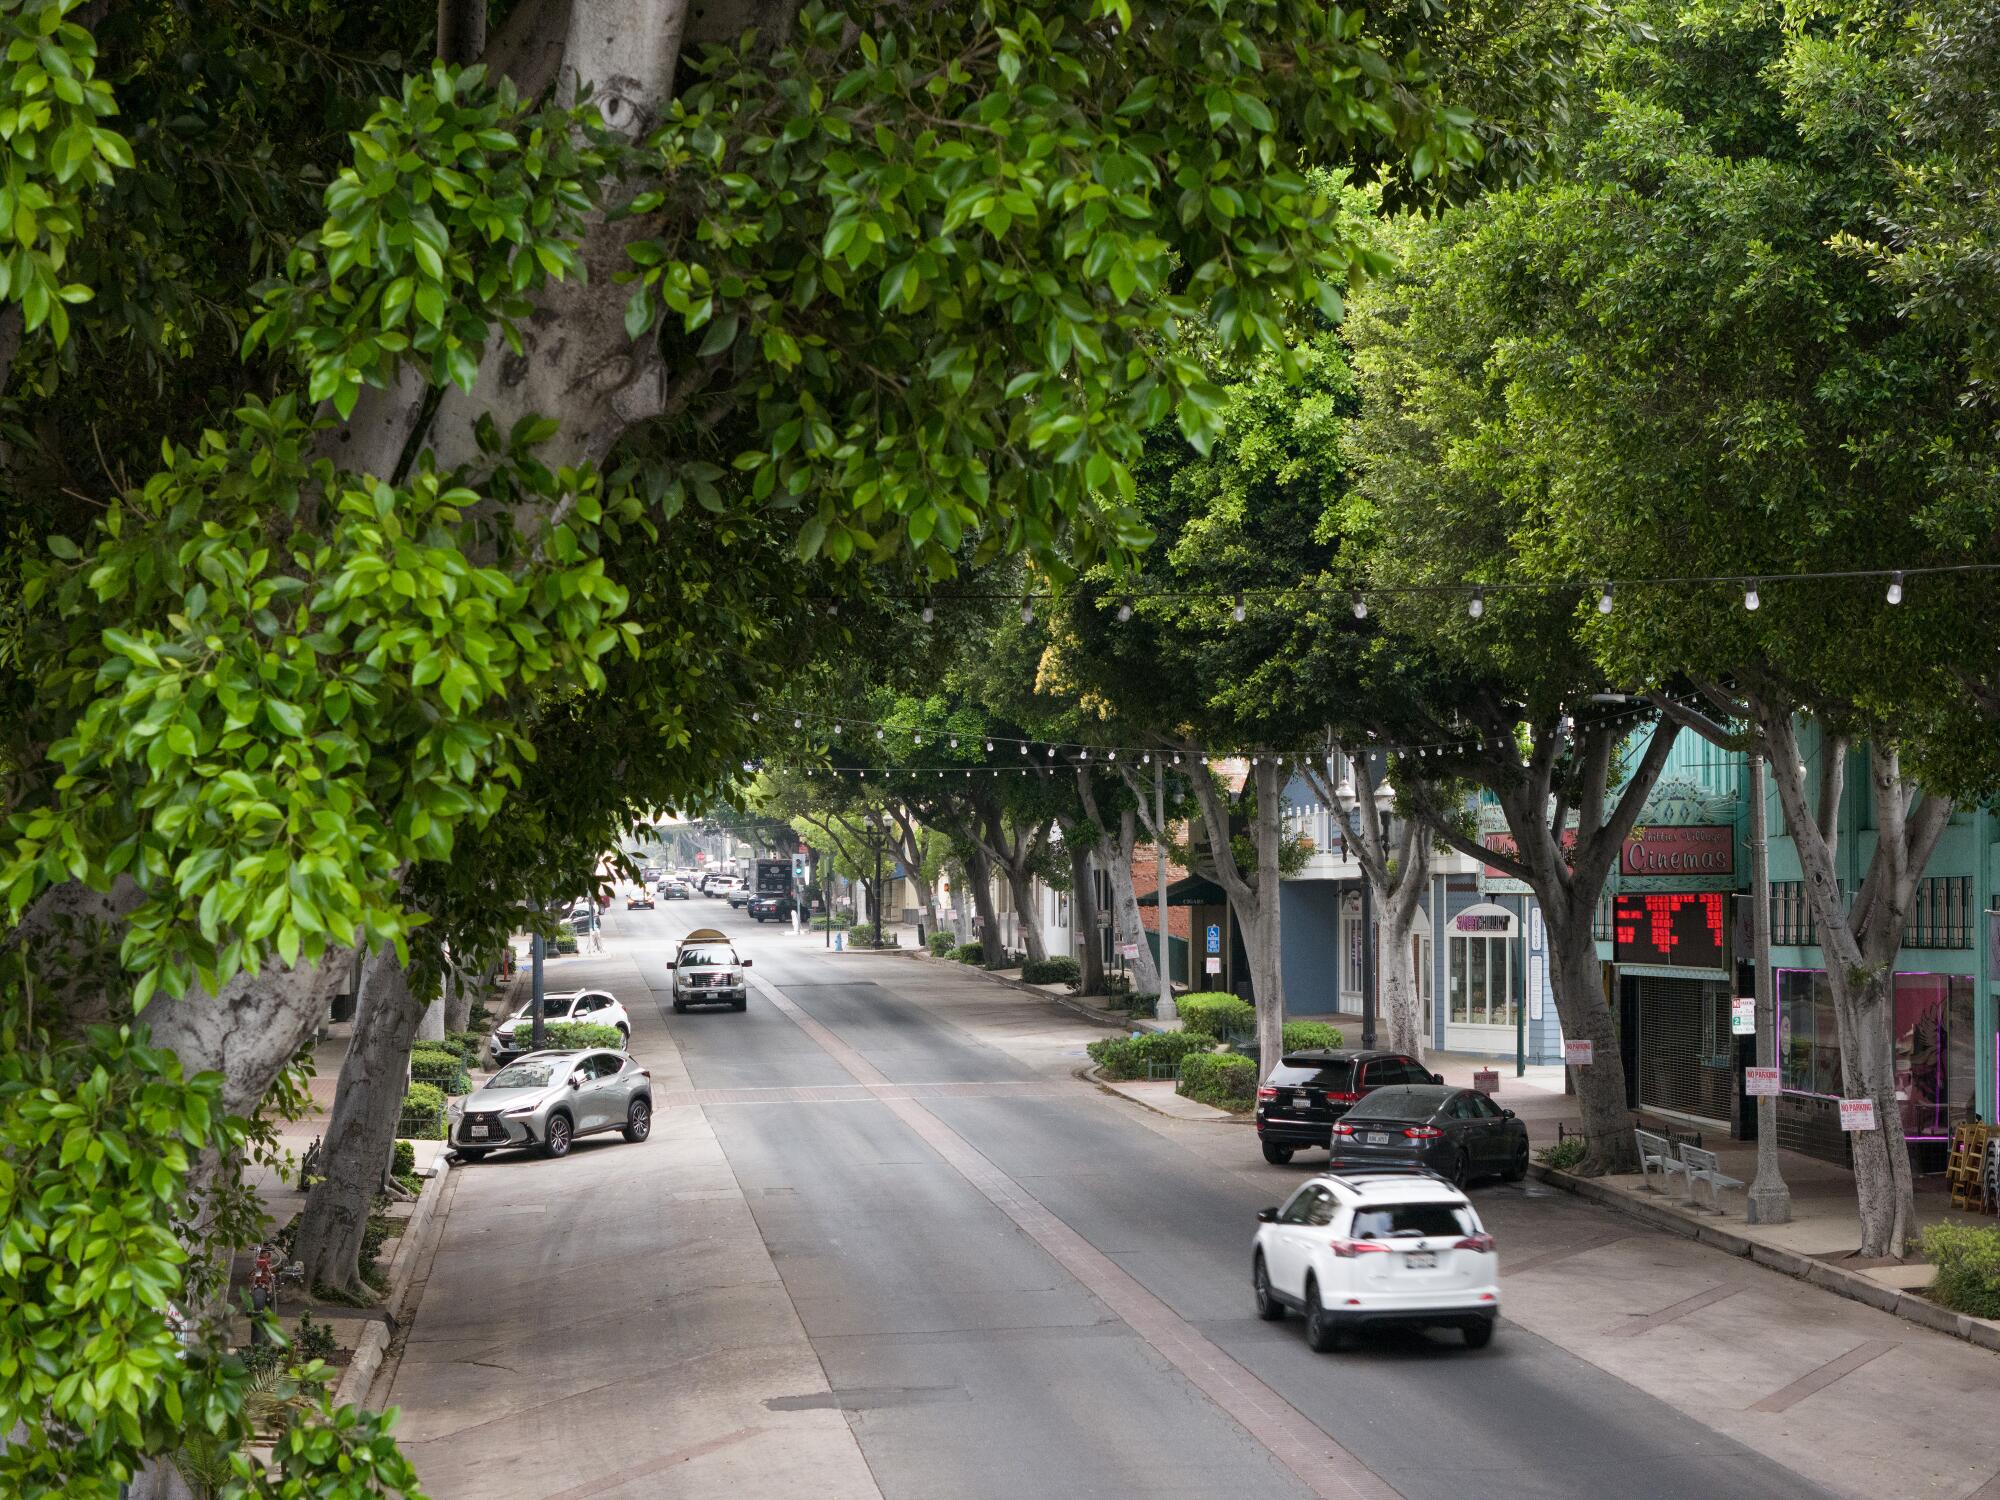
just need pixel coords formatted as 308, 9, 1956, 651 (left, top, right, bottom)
503, 1103, 540, 1117
448, 1100, 464, 1119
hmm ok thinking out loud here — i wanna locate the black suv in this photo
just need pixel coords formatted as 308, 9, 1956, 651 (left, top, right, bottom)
1254, 1049, 1440, 1164
747, 893, 795, 923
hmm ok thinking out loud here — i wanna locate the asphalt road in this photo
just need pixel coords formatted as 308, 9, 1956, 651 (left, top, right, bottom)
386, 904, 1850, 1500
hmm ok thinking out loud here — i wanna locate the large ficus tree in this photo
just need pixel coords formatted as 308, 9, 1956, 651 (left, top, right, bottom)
0, 1, 1472, 1490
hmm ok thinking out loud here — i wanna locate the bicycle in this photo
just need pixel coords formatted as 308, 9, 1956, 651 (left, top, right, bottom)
298, 1135, 324, 1187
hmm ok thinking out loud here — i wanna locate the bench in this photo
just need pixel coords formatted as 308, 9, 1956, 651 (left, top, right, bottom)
1634, 1128, 1689, 1194
1678, 1144, 1744, 1213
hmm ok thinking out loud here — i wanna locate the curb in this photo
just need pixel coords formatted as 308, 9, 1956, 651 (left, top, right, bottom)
1079, 1063, 1248, 1124
381, 1154, 452, 1316
333, 1321, 390, 1408
894, 948, 1171, 1032
1527, 1162, 2000, 1354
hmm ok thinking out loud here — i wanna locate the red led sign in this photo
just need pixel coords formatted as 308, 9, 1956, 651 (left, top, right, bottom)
1613, 892, 1727, 970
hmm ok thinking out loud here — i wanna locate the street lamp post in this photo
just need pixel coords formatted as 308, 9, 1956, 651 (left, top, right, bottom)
1746, 748, 1793, 1224
1155, 758, 1174, 1022
529, 930, 546, 1052
1333, 759, 1395, 1053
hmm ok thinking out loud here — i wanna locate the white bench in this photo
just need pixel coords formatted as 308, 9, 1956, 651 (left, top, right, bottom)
1634, 1128, 1688, 1194
1678, 1144, 1744, 1212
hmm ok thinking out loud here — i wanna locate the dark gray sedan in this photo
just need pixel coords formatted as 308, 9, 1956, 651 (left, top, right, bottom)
1327, 1085, 1530, 1187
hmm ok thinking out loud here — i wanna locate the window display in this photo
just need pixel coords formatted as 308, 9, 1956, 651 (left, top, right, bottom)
1777, 968, 1975, 1136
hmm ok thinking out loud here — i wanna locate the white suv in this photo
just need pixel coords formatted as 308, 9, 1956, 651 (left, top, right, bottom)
1250, 1171, 1498, 1351
492, 989, 631, 1060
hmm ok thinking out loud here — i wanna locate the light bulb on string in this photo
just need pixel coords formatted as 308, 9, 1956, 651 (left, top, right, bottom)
1109, 751, 1117, 762
1744, 580, 1761, 611
1143, 752, 1151, 764
921, 602, 934, 624
950, 737, 958, 749
751, 710, 760, 722
875, 728, 884, 741
1468, 587, 1485, 620
1598, 581, 1614, 615
1232, 591, 1246, 623
1021, 599, 1034, 625
793, 716, 802, 729
1887, 571, 1904, 605
1046, 746, 1056, 758
1352, 592, 1368, 620
1117, 597, 1133, 622
985, 740, 994, 752
1018, 742, 1027, 755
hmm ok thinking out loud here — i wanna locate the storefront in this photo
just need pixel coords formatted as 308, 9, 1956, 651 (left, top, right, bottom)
1776, 967, 1979, 1164
1443, 902, 1519, 1053
1614, 890, 1739, 1129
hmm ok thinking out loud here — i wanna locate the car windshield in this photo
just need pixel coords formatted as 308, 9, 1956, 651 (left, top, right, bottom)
488, 1062, 558, 1089
679, 947, 735, 967
1349, 1203, 1474, 1240
1268, 1059, 1355, 1091
1344, 1086, 1453, 1121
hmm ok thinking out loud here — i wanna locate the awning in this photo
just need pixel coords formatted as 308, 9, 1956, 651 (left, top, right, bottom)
1162, 873, 1227, 906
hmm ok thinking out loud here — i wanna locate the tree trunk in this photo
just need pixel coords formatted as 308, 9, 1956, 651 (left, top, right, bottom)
1187, 759, 1285, 1075
442, 963, 474, 1033
1107, 810, 1160, 996
1067, 834, 1105, 994
1375, 854, 1431, 1059
1002, 859, 1049, 965
291, 946, 427, 1298
416, 991, 446, 1044
1544, 900, 1634, 1170
963, 846, 1002, 967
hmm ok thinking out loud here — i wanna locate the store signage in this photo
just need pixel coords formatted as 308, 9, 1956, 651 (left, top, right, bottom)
1731, 996, 1756, 1036
1745, 1067, 1780, 1097
1613, 892, 1728, 971
1206, 923, 1222, 954
1622, 825, 1734, 880
1565, 1039, 1594, 1067
1839, 1097, 1878, 1132
1455, 913, 1511, 933
1205, 956, 1222, 975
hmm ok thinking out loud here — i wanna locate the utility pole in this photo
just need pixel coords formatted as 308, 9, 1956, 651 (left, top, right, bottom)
529, 930, 546, 1051
1154, 758, 1174, 1022
873, 819, 885, 950
1746, 748, 1792, 1224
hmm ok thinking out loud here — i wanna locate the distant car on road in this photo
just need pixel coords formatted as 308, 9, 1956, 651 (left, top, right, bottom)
748, 893, 795, 923
626, 889, 655, 910
669, 930, 751, 1013
1254, 1049, 1440, 1165
1329, 1085, 1530, 1187
727, 885, 755, 908
706, 876, 742, 900
658, 879, 690, 900
1251, 1170, 1498, 1351
493, 989, 631, 1060
450, 1048, 653, 1161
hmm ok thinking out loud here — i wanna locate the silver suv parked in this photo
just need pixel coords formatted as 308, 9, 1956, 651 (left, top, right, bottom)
450, 1049, 653, 1161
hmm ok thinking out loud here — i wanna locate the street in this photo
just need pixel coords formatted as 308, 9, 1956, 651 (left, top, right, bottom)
380, 908, 2000, 1500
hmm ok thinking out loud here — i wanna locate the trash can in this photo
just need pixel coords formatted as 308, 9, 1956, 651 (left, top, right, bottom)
1473, 1068, 1499, 1095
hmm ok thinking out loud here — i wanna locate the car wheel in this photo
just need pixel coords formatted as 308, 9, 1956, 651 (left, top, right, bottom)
1463, 1318, 1495, 1350
622, 1099, 652, 1143
672, 999, 687, 1014
1303, 1278, 1340, 1353
731, 996, 747, 1012
543, 1113, 573, 1159
1252, 1254, 1285, 1322
1505, 1141, 1529, 1183
1452, 1149, 1471, 1188
456, 1148, 487, 1163
616, 1025, 630, 1045
1260, 1141, 1294, 1165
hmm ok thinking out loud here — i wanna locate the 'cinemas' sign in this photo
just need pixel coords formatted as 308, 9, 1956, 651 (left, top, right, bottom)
1621, 825, 1733, 880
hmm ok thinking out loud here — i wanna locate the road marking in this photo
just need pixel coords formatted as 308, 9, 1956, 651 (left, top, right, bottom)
1502, 1230, 1635, 1276
1748, 1339, 1901, 1413
1604, 1282, 1746, 1338
752, 975, 1403, 1500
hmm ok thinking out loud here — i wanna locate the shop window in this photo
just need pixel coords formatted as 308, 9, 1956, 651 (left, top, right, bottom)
1592, 890, 1614, 943
1778, 968, 1976, 1135
1342, 913, 1363, 997
1447, 934, 1516, 1026
1771, 881, 1818, 946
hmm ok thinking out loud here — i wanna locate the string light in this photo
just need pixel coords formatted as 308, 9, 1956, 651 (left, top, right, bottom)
1597, 581, 1614, 615
1020, 599, 1034, 624
1744, 581, 1761, 612
1232, 591, 1246, 623
985, 739, 994, 752
950, 736, 959, 748
1467, 587, 1485, 620
1117, 597, 1133, 622
1352, 593, 1368, 620
921, 602, 935, 624
1887, 571, 1903, 605
793, 716, 802, 729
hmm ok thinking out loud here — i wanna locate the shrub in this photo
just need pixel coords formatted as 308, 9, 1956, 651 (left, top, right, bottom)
846, 923, 879, 945
1176, 993, 1255, 1040
951, 941, 983, 965
1535, 1138, 1587, 1172
445, 1029, 490, 1055
292, 1314, 337, 1365
1281, 1021, 1344, 1051
391, 1139, 415, 1179
1086, 1030, 1211, 1080
408, 1046, 471, 1095
398, 1081, 447, 1141
1021, 955, 1082, 987
811, 912, 855, 930
1921, 1223, 2000, 1319
928, 929, 956, 956
530, 1021, 625, 1051
1176, 1051, 1257, 1111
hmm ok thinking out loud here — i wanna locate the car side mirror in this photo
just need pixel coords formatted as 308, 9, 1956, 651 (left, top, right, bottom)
1431, 1073, 1445, 1085
742, 958, 753, 968
567, 1075, 581, 1090
1502, 1109, 1515, 1119
666, 958, 677, 969
1256, 1207, 1278, 1223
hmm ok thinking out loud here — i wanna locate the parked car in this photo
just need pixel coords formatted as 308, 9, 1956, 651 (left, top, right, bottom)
1329, 1085, 1530, 1187
492, 989, 631, 1060
659, 879, 690, 900
707, 876, 741, 899
1250, 1170, 1499, 1351
748, 893, 795, 923
626, 889, 656, 910
449, 1048, 653, 1161
726, 885, 756, 908
1255, 1050, 1441, 1165
669, 930, 752, 1012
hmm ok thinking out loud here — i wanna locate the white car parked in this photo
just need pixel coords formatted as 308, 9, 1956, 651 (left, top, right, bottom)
492, 989, 631, 1060
1250, 1170, 1499, 1351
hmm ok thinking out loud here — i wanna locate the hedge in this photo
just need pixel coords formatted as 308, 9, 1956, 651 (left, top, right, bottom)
1281, 1021, 1344, 1051
1921, 1223, 2000, 1318
444, 1029, 489, 1056
1176, 1051, 1257, 1111
528, 1021, 626, 1052
1086, 1031, 1211, 1080
1176, 993, 1255, 1039
408, 1046, 471, 1096
811, 912, 855, 930
398, 1081, 447, 1140
951, 941, 983, 965
846, 923, 880, 945
1021, 955, 1081, 987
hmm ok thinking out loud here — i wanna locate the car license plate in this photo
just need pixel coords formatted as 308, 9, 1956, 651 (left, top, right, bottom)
469, 1127, 495, 1141
1405, 1250, 1435, 1268
1366, 1132, 1390, 1145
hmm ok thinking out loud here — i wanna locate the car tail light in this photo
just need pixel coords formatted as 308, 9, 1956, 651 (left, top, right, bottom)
1256, 1086, 1277, 1101
1403, 1125, 1444, 1139
1332, 1122, 1356, 1136
1453, 1234, 1495, 1253
1330, 1239, 1391, 1258
1323, 1091, 1360, 1104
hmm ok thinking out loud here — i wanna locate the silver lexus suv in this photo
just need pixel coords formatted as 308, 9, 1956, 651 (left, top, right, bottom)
449, 1049, 653, 1161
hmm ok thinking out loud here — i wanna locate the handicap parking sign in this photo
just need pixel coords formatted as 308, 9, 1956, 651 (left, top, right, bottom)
1206, 923, 1221, 954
